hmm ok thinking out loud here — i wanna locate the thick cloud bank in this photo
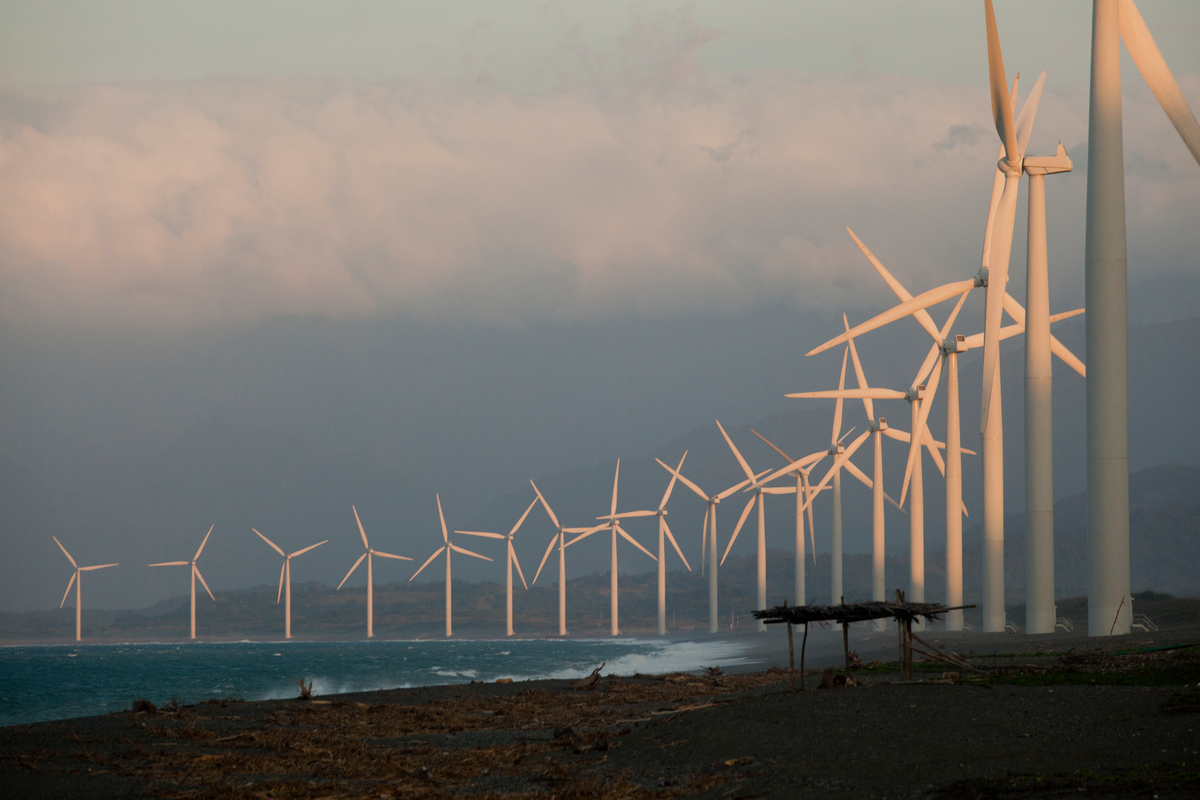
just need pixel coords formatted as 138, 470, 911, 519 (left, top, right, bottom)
0, 62, 1195, 328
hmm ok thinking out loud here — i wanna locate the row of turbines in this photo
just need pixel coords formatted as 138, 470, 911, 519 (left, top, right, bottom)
47, 1, 1198, 642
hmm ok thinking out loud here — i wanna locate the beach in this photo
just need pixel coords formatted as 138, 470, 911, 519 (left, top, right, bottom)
3, 625, 1199, 798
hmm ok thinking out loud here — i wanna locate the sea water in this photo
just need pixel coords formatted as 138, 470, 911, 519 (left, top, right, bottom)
0, 638, 757, 728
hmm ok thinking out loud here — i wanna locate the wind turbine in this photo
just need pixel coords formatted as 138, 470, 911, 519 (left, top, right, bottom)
623, 452, 692, 635
1085, 0, 1200, 636
566, 459, 656, 636
716, 420, 792, 632
336, 506, 412, 639
530, 480, 605, 636
409, 494, 495, 637
252, 529, 327, 640
654, 457, 764, 633
456, 496, 539, 636
748, 430, 825, 608
149, 525, 215, 640
53, 537, 117, 642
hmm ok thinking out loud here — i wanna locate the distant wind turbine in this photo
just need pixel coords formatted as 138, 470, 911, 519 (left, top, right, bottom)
149, 525, 216, 640
614, 452, 692, 635
336, 506, 412, 639
252, 529, 327, 640
567, 459, 657, 636
456, 496, 540, 636
53, 537, 117, 642
654, 457, 763, 633
409, 494, 494, 638
530, 480, 605, 636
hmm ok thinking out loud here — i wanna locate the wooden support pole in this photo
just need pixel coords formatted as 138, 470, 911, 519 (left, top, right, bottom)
842, 620, 852, 680
800, 622, 808, 691
788, 621, 796, 691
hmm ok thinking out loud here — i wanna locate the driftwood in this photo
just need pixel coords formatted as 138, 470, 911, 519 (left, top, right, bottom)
295, 679, 313, 701
571, 663, 605, 691
909, 632, 982, 673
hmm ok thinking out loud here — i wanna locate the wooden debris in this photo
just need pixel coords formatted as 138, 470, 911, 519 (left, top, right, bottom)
571, 663, 605, 691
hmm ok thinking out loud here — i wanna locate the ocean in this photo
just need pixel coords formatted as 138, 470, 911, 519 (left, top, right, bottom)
0, 637, 758, 728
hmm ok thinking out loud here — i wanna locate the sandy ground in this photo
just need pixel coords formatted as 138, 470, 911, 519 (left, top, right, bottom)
3, 625, 1200, 798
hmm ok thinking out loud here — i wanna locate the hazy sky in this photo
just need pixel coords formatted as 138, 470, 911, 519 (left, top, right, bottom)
1, 2, 1198, 613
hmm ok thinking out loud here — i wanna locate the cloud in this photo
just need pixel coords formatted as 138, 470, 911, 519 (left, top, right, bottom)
0, 53, 1195, 329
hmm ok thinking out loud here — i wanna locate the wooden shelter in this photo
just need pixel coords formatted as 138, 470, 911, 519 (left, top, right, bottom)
754, 593, 976, 686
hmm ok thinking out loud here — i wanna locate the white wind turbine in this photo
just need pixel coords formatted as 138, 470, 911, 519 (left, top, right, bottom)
619, 452, 692, 635
456, 496, 539, 636
530, 480, 606, 636
336, 506, 412, 639
748, 430, 825, 608
1085, 0, 1200, 636
149, 525, 215, 640
716, 420, 798, 632
252, 529, 327, 640
53, 537, 117, 642
566, 459, 657, 636
654, 458, 765, 633
409, 494, 495, 638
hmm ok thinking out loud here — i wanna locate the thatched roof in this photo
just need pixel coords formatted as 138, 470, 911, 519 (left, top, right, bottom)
753, 601, 972, 626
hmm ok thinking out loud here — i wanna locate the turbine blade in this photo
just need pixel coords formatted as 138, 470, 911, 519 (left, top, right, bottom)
79, 564, 118, 571
721, 496, 757, 566
565, 525, 606, 548
610, 459, 620, 517
60, 572, 77, 608
939, 291, 972, 341
254, 529, 286, 557
1049, 308, 1085, 324
716, 468, 772, 500
832, 346, 848, 445
611, 510, 656, 519
981, 172, 1022, 431
194, 565, 215, 601
843, 458, 873, 489
449, 543, 493, 561
804, 472, 817, 565
751, 429, 794, 465
787, 388, 907, 400
532, 534, 557, 585
194, 524, 214, 561
762, 487, 796, 495
846, 326, 874, 421
1050, 335, 1087, 378
436, 494, 448, 542
277, 562, 286, 603
700, 504, 709, 576
409, 547, 446, 580
842, 228, 945, 343
53, 536, 77, 568
1014, 71, 1046, 156
801, 431, 872, 515
616, 525, 656, 561
1119, 0, 1200, 166
659, 451, 686, 508
509, 541, 529, 590
372, 551, 412, 561
530, 480, 561, 530
662, 520, 691, 572
455, 530, 504, 539
902, 354, 945, 503
883, 427, 910, 443
353, 505, 370, 550
149, 561, 189, 567
807, 279, 976, 357
886, 492, 908, 514
655, 458, 708, 500
756, 448, 839, 488
985, 0, 1019, 159
338, 553, 367, 590
912, 341, 942, 389
508, 496, 540, 538
289, 540, 327, 558
715, 420, 755, 481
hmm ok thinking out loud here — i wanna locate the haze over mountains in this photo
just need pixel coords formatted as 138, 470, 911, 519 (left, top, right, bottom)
3, 310, 1199, 615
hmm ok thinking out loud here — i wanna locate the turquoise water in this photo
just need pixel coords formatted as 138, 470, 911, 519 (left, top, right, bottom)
0, 638, 755, 728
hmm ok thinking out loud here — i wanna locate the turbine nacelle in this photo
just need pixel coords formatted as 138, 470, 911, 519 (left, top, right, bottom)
1023, 142, 1073, 176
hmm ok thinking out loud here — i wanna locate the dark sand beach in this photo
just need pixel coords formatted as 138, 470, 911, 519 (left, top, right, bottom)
3, 625, 1200, 799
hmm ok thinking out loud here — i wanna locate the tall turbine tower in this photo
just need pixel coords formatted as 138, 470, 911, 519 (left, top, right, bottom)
253, 529, 327, 640
637, 452, 692, 635
336, 507, 412, 639
569, 460, 657, 636
53, 537, 117, 642
530, 480, 605, 637
654, 458, 761, 633
1086, 0, 1200, 636
149, 525, 216, 640
456, 496, 539, 636
409, 495, 495, 638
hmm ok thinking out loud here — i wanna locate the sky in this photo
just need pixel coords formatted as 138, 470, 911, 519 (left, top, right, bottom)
1, 2, 1198, 613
